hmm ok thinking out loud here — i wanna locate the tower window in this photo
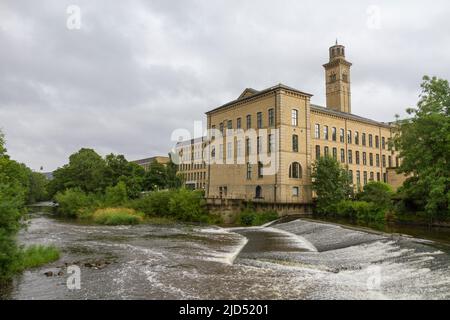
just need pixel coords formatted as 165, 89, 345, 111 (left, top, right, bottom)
342, 73, 348, 82
291, 109, 298, 126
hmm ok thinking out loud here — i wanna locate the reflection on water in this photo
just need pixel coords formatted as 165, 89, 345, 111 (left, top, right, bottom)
1, 212, 449, 300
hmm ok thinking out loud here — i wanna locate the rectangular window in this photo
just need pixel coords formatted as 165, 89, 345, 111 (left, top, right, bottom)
246, 163, 252, 180
292, 109, 298, 126
356, 170, 361, 186
246, 115, 251, 129
388, 156, 392, 167
382, 137, 386, 150
347, 130, 352, 144
211, 125, 216, 138
219, 123, 224, 135
362, 133, 366, 146
356, 151, 360, 165
369, 153, 373, 166
292, 187, 299, 197
370, 172, 374, 181
314, 124, 320, 139
258, 162, 263, 178
376, 154, 380, 167
269, 134, 275, 153
219, 144, 223, 160
236, 118, 242, 129
355, 131, 359, 145
315, 145, 320, 159
237, 140, 243, 158
324, 146, 329, 157
246, 138, 251, 155
349, 170, 354, 184
268, 134, 273, 153
364, 171, 368, 185
363, 152, 367, 165
340, 129, 345, 143
227, 120, 232, 130
382, 155, 386, 167
257, 136, 262, 154
377, 172, 381, 181
375, 135, 379, 148
340, 148, 345, 163
324, 126, 329, 140
292, 134, 299, 152
332, 147, 337, 160
383, 173, 387, 183
257, 112, 263, 129
332, 127, 337, 141
369, 134, 373, 148
348, 150, 353, 164
227, 142, 232, 159
268, 108, 274, 127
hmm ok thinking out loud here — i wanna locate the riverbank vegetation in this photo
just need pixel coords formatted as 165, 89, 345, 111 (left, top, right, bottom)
0, 131, 60, 283
237, 209, 279, 226
313, 76, 449, 226
391, 76, 449, 224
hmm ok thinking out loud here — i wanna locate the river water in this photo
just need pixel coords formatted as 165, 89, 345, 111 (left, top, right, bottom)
1, 210, 449, 300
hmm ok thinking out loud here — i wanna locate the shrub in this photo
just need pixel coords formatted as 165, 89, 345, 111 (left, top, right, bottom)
54, 188, 93, 217
104, 181, 128, 207
334, 200, 385, 222
129, 191, 173, 216
238, 210, 279, 226
17, 245, 60, 270
92, 208, 144, 225
357, 181, 393, 210
168, 189, 207, 222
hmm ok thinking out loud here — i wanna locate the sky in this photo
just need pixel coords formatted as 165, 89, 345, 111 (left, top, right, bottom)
1, 0, 449, 171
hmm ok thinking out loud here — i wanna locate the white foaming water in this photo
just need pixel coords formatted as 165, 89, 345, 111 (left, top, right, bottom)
264, 227, 318, 252
198, 227, 249, 265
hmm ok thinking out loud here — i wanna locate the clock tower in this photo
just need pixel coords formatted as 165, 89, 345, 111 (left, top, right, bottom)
323, 41, 352, 113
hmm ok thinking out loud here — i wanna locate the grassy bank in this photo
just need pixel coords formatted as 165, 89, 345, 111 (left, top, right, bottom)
14, 245, 60, 272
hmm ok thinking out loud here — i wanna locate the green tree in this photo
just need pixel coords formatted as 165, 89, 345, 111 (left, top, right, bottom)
48, 148, 107, 196
104, 181, 128, 207
357, 181, 393, 210
312, 156, 352, 214
165, 158, 183, 189
27, 172, 49, 203
392, 76, 450, 220
144, 162, 168, 191
0, 131, 27, 281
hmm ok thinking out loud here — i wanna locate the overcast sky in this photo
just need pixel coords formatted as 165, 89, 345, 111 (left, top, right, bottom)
1, 0, 449, 171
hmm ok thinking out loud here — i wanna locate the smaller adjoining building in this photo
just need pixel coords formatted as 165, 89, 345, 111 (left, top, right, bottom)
175, 137, 208, 190
131, 156, 170, 171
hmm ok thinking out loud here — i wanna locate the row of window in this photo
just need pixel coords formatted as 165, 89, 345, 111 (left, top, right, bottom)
179, 163, 206, 171
181, 171, 206, 181
211, 135, 276, 159
245, 162, 303, 180
212, 108, 304, 136
313, 124, 387, 149
219, 185, 301, 199
315, 145, 399, 167
349, 170, 387, 185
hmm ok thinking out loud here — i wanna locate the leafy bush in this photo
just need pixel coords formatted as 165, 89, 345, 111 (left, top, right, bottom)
168, 189, 207, 222
357, 181, 393, 210
16, 245, 60, 270
129, 191, 173, 216
238, 210, 279, 226
334, 200, 385, 222
92, 208, 144, 225
54, 188, 95, 217
104, 181, 128, 207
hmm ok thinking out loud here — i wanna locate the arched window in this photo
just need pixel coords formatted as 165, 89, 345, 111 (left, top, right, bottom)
289, 162, 302, 179
255, 186, 262, 199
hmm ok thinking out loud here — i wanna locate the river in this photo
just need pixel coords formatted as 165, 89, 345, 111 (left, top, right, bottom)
1, 209, 449, 300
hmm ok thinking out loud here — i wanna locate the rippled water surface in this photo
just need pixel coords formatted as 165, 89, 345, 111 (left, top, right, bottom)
2, 212, 449, 300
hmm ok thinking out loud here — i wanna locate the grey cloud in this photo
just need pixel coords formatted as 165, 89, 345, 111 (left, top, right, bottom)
0, 0, 449, 171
